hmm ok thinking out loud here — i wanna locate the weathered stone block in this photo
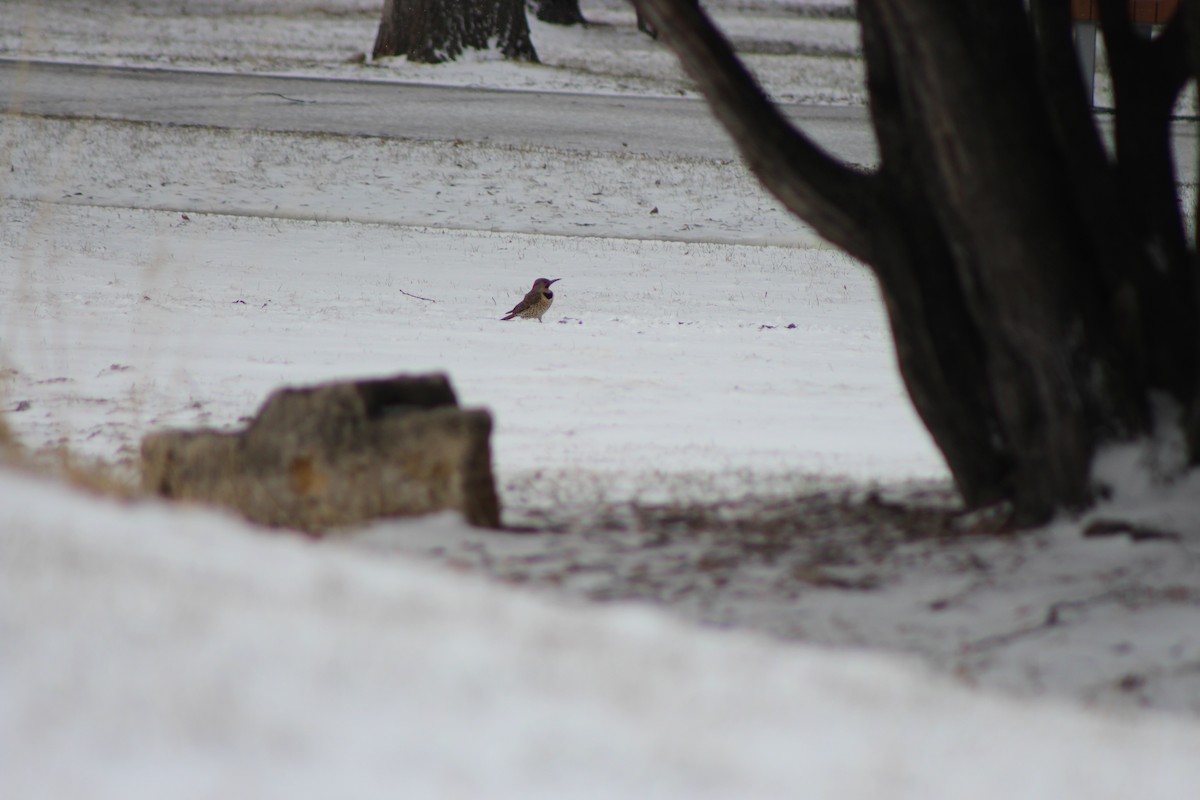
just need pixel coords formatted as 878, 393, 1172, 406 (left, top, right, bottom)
141, 374, 501, 531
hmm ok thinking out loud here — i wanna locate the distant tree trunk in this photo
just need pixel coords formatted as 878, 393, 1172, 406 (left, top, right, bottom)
532, 0, 587, 26
373, 0, 539, 63
633, 0, 1199, 526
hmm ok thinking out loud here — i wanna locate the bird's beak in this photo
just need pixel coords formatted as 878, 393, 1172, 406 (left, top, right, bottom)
548, 278, 561, 285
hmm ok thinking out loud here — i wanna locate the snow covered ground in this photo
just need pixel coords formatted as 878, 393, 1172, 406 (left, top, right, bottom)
3, 1, 1200, 795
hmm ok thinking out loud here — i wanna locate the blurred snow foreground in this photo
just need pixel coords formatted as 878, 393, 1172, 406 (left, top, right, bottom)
3, 465, 1200, 799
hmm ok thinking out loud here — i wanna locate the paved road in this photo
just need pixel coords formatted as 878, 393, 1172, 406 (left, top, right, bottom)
0, 58, 878, 166
3, 58, 1197, 180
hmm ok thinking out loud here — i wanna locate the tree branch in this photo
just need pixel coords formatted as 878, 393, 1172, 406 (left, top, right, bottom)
1146, 14, 1191, 107
1180, 0, 1200, 464
856, 0, 910, 182
1028, 0, 1107, 157
1101, 0, 1189, 114
1097, 0, 1138, 62
631, 0, 883, 264
1027, 1, 1145, 302
398, 288, 436, 302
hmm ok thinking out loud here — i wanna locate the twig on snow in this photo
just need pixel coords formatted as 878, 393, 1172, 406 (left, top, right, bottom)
250, 92, 315, 105
960, 589, 1121, 655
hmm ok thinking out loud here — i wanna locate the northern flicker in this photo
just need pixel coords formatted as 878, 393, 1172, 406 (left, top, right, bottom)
501, 278, 560, 322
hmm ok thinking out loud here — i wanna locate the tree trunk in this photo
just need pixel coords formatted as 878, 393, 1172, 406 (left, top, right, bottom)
373, 0, 539, 63
532, 0, 587, 26
1183, 0, 1200, 461
632, 0, 1200, 525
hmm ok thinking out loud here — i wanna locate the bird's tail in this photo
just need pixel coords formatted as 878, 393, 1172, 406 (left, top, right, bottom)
500, 313, 515, 321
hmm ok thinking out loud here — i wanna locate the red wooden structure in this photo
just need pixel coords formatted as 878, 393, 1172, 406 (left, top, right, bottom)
1070, 0, 1180, 24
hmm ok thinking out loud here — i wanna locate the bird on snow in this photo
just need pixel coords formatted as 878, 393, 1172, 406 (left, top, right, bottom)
501, 277, 560, 322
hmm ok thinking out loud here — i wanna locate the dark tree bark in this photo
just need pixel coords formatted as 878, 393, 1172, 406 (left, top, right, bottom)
532, 0, 587, 26
1184, 0, 1200, 464
374, 0, 539, 63
632, 0, 1199, 525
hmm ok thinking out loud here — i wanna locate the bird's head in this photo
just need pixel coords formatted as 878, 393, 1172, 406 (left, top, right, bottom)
533, 278, 561, 289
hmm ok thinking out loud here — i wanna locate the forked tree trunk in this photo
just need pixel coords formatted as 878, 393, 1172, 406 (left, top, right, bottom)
374, 0, 539, 63
632, 0, 1199, 525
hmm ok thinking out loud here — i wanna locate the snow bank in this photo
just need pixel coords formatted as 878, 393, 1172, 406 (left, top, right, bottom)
2, 467, 1198, 798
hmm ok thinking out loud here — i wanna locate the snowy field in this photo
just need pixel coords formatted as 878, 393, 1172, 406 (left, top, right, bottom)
3, 0, 1200, 796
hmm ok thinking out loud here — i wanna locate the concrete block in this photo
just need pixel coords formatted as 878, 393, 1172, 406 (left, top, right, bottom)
141, 374, 501, 531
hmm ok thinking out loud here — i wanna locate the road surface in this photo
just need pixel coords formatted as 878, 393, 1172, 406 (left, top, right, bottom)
3, 58, 1196, 180
0, 58, 879, 166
